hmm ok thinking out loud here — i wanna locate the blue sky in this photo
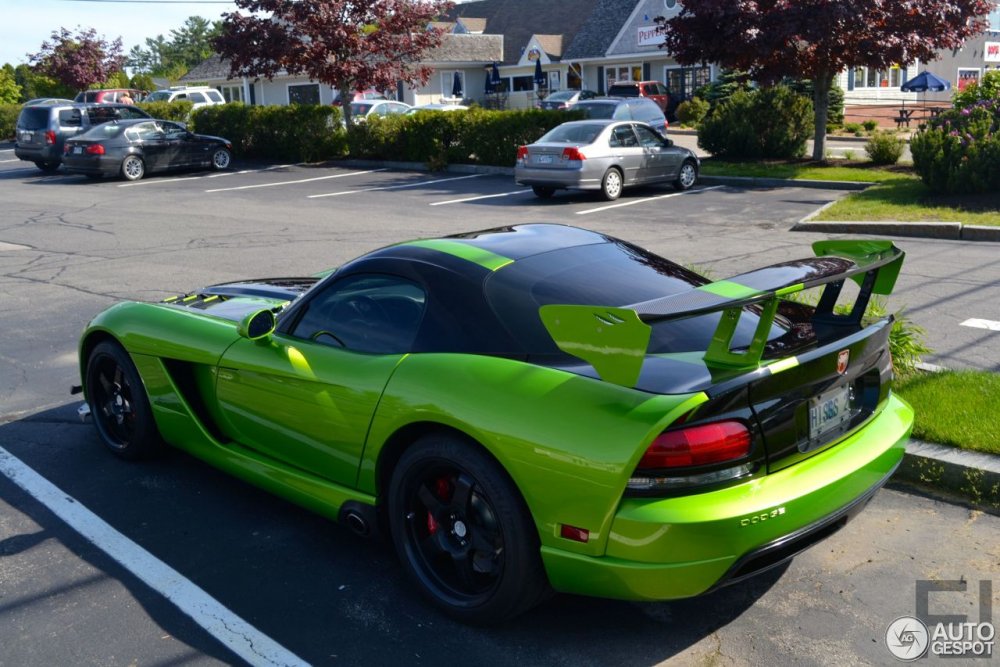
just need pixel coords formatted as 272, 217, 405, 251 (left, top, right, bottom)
1, 0, 236, 67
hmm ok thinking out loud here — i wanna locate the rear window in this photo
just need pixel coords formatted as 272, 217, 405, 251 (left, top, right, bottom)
608, 83, 640, 97
17, 107, 51, 130
537, 123, 602, 144
484, 243, 785, 356
576, 102, 616, 120
351, 102, 374, 115
206, 90, 225, 103
79, 123, 127, 139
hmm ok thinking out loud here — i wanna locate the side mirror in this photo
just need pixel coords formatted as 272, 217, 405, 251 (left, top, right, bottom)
663, 138, 674, 147
238, 309, 276, 341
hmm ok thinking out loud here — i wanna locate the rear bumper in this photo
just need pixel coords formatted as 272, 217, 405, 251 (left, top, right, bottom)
515, 166, 601, 191
540, 392, 912, 601
63, 156, 121, 177
14, 144, 60, 164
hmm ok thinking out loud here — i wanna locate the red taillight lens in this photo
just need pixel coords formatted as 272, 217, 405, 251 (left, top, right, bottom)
85, 144, 105, 155
516, 145, 528, 161
45, 130, 56, 145
639, 421, 751, 469
561, 147, 586, 161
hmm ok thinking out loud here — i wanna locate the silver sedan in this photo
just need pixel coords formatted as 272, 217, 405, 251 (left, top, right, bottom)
515, 119, 699, 200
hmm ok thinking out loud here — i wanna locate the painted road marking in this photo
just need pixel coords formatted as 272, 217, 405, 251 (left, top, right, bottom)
429, 189, 532, 206
205, 168, 386, 193
0, 241, 32, 251
307, 173, 484, 199
119, 163, 297, 188
575, 185, 725, 215
1, 158, 20, 163
0, 446, 309, 667
961, 318, 1000, 331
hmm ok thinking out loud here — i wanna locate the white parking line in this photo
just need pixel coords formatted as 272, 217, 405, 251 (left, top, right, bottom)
308, 173, 484, 199
575, 185, 725, 215
429, 189, 532, 206
0, 446, 308, 667
1, 158, 20, 163
205, 168, 387, 193
0, 148, 14, 153
961, 318, 1000, 331
118, 163, 297, 188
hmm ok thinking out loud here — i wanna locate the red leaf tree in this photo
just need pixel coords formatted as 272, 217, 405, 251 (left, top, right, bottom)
657, 0, 993, 160
29, 27, 126, 93
215, 0, 453, 126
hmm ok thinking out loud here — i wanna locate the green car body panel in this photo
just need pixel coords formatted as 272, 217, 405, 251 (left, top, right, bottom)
79, 224, 914, 605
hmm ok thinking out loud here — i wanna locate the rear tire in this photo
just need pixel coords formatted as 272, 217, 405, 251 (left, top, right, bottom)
211, 147, 232, 171
674, 159, 698, 191
531, 185, 555, 199
85, 340, 163, 460
34, 161, 59, 173
388, 434, 549, 624
121, 155, 145, 181
600, 168, 623, 201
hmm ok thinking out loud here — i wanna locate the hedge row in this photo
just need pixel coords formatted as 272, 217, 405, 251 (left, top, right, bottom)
0, 104, 17, 139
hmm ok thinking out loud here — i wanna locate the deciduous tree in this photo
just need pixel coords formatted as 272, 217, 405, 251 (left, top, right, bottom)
0, 64, 22, 104
29, 27, 126, 93
215, 0, 452, 126
657, 0, 993, 160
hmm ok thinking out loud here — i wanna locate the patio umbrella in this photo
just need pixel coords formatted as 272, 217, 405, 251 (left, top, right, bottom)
900, 70, 951, 111
533, 58, 546, 87
490, 61, 501, 86
452, 71, 463, 98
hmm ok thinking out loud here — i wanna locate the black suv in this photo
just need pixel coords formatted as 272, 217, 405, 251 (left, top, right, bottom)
14, 101, 151, 171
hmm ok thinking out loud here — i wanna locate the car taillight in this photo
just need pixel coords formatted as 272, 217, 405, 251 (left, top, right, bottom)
85, 144, 105, 155
628, 420, 754, 493
516, 145, 528, 162
561, 147, 586, 161
45, 130, 56, 145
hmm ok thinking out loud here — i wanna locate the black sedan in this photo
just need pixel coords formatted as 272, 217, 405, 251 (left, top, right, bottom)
62, 119, 233, 181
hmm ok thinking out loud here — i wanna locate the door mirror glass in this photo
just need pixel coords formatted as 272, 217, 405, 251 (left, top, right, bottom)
238, 309, 276, 341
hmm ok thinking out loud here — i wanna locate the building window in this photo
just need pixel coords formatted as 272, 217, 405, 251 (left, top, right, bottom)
664, 66, 711, 100
288, 83, 320, 105
220, 84, 244, 103
441, 70, 466, 97
852, 66, 903, 88
989, 7, 1000, 31
511, 75, 535, 92
605, 64, 641, 90
957, 68, 981, 91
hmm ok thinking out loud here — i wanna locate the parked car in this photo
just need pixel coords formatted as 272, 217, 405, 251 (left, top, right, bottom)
349, 100, 412, 122
515, 119, 696, 200
74, 89, 146, 104
573, 97, 668, 135
62, 118, 232, 181
14, 101, 151, 171
406, 103, 469, 114
332, 89, 388, 106
536, 89, 599, 110
606, 80, 672, 117
145, 86, 225, 109
77, 223, 911, 623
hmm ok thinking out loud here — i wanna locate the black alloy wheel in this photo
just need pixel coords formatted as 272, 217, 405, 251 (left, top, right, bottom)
85, 341, 162, 460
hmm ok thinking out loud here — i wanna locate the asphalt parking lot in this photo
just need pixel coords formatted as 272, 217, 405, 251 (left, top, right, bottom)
1, 147, 998, 666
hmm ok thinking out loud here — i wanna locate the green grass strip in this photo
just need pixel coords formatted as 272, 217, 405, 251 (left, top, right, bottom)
815, 178, 1000, 226
894, 371, 1000, 455
700, 161, 903, 183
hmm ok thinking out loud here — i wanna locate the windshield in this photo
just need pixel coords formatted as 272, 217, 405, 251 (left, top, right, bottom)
546, 91, 576, 102
575, 103, 616, 120
146, 91, 171, 102
350, 102, 374, 115
484, 242, 786, 356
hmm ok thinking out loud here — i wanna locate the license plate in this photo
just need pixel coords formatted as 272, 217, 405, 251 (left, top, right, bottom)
20, 131, 31, 143
536, 155, 553, 164
73, 146, 83, 154
808, 384, 852, 441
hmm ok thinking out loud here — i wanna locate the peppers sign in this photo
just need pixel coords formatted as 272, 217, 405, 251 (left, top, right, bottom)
986, 42, 1000, 62
638, 26, 666, 47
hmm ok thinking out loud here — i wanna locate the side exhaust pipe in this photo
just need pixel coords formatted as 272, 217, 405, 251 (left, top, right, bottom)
339, 501, 379, 539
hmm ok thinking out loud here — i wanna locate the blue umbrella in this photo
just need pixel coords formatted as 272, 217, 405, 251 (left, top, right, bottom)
452, 71, 463, 98
490, 61, 501, 86
534, 58, 546, 87
900, 70, 951, 93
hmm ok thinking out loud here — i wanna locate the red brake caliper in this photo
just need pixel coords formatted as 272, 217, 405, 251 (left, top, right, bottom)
426, 476, 451, 535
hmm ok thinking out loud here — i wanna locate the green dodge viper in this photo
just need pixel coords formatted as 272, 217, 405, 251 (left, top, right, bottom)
78, 224, 913, 623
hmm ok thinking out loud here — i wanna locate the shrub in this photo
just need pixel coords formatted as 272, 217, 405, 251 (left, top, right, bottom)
910, 102, 1000, 193
192, 103, 347, 162
862, 119, 879, 132
698, 85, 813, 160
675, 96, 710, 126
137, 100, 193, 122
951, 70, 1000, 109
844, 122, 863, 134
0, 103, 18, 139
865, 131, 905, 165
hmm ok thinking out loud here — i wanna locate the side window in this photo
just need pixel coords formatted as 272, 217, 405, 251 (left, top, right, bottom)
174, 93, 188, 100
119, 107, 147, 120
610, 125, 638, 148
135, 122, 164, 141
161, 122, 187, 139
207, 90, 225, 103
58, 109, 82, 127
634, 124, 663, 147
188, 92, 207, 104
291, 275, 427, 354
612, 104, 630, 120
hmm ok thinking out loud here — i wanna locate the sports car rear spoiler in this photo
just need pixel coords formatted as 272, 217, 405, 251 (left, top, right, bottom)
539, 240, 904, 387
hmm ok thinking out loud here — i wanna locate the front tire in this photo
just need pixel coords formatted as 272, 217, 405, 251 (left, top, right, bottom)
120, 155, 145, 181
211, 147, 232, 171
531, 185, 555, 199
388, 434, 548, 624
600, 168, 623, 201
674, 159, 698, 191
85, 340, 163, 460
